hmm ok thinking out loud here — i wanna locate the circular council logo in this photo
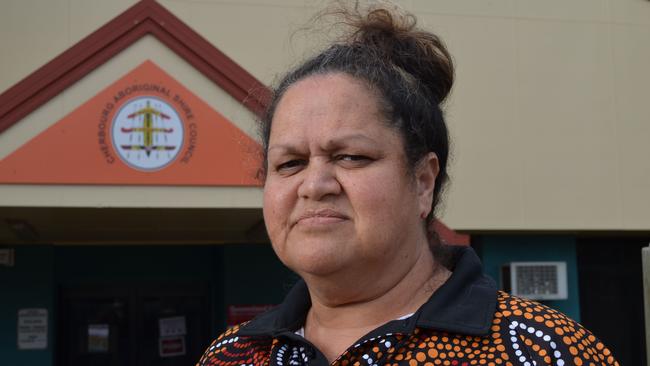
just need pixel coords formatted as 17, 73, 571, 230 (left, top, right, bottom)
111, 96, 184, 171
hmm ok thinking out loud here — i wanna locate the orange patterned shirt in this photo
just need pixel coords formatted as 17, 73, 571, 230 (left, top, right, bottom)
198, 247, 618, 366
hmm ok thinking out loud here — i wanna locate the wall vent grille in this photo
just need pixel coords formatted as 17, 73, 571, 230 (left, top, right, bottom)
510, 262, 568, 300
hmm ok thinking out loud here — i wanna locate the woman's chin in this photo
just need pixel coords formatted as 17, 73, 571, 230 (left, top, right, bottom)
284, 246, 349, 278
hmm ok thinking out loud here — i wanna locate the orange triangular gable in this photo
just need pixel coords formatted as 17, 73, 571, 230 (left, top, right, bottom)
0, 60, 262, 186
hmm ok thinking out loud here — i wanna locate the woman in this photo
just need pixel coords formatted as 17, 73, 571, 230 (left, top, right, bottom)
198, 4, 619, 366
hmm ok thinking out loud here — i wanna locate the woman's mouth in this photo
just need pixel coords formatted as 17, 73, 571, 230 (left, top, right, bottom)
293, 209, 349, 228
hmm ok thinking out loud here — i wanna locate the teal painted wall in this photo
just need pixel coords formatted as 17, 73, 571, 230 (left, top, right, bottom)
0, 245, 55, 366
477, 235, 581, 321
55, 245, 218, 283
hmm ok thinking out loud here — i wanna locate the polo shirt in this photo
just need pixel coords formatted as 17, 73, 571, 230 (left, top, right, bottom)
197, 246, 619, 366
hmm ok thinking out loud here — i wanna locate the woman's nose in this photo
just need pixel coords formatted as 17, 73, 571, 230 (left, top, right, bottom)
297, 160, 341, 200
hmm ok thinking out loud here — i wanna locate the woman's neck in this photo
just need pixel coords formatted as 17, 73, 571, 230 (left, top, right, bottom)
302, 245, 451, 362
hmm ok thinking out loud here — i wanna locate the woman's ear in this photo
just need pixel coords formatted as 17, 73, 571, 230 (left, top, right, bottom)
416, 152, 439, 219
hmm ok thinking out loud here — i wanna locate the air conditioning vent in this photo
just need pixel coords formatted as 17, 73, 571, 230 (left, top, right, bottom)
510, 262, 568, 300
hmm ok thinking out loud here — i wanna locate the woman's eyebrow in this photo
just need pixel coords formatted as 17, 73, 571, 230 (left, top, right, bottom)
268, 134, 378, 154
324, 134, 378, 149
267, 144, 300, 155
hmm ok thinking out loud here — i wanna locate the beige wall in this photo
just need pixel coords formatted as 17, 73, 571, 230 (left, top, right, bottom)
1, 0, 649, 232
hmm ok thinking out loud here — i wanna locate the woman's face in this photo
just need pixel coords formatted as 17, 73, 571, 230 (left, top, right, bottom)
263, 73, 436, 279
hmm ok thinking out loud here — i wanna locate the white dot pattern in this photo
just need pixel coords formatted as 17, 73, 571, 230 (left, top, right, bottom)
508, 320, 565, 366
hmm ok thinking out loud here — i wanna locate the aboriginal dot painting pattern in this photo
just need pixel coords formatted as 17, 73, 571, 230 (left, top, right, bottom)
197, 292, 619, 366
274, 341, 312, 365
197, 324, 272, 366
494, 292, 619, 366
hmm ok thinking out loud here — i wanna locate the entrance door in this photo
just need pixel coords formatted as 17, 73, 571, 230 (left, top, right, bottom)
58, 284, 211, 366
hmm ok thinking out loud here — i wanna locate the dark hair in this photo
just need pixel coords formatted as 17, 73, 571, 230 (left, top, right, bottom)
260, 4, 454, 235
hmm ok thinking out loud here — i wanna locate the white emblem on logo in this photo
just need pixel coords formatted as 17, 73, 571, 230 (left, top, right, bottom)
112, 96, 184, 171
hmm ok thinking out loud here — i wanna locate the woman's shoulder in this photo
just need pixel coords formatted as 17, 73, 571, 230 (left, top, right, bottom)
196, 323, 272, 366
494, 291, 619, 366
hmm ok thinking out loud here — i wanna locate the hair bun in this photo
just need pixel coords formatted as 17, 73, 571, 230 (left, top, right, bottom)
338, 4, 454, 104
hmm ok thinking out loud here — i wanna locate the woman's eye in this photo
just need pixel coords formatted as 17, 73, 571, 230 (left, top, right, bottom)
339, 155, 364, 161
276, 159, 305, 172
336, 155, 372, 165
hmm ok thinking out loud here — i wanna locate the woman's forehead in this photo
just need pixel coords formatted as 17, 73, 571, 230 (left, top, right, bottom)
276, 74, 380, 115
269, 74, 390, 140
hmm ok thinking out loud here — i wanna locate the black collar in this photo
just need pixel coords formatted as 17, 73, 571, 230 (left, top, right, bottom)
238, 246, 497, 338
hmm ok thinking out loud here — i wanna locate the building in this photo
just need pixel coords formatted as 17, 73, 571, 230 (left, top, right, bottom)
1, 1, 649, 365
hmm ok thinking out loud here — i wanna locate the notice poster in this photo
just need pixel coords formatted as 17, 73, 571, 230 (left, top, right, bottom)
159, 336, 186, 357
88, 324, 110, 352
159, 316, 186, 337
17, 308, 48, 350
158, 316, 187, 358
